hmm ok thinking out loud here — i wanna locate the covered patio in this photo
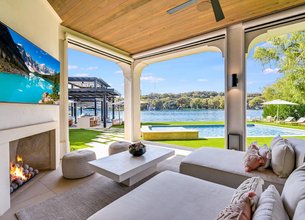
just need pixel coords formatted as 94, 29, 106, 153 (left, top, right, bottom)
50, 0, 305, 152
68, 76, 121, 128
1, 0, 305, 219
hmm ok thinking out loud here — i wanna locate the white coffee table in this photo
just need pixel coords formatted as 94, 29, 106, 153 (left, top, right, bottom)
88, 145, 175, 186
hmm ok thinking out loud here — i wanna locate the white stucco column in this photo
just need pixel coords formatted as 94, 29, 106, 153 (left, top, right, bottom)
120, 62, 142, 142
59, 36, 70, 156
0, 142, 10, 215
225, 24, 246, 151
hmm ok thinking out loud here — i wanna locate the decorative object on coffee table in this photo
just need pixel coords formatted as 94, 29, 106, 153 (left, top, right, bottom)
129, 142, 146, 156
62, 150, 96, 179
108, 141, 130, 155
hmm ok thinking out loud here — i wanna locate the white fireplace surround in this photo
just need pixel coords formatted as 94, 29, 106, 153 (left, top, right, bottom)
0, 121, 60, 215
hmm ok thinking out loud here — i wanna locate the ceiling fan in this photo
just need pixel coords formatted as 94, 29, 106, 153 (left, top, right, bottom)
167, 0, 225, 22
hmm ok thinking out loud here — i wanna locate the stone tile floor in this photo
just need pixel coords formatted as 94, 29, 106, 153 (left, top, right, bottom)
1, 128, 192, 220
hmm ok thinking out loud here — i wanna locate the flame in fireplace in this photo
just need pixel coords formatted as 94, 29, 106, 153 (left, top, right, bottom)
10, 156, 27, 181
17, 155, 23, 163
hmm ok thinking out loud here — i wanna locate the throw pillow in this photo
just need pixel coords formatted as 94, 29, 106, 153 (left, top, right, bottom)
253, 185, 289, 220
231, 177, 264, 211
293, 199, 305, 220
281, 163, 305, 219
217, 192, 255, 220
270, 135, 282, 148
258, 144, 272, 170
244, 142, 265, 172
271, 136, 295, 178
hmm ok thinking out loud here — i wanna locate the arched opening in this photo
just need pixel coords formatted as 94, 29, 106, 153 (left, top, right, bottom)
139, 49, 225, 149
246, 22, 305, 146
67, 48, 125, 152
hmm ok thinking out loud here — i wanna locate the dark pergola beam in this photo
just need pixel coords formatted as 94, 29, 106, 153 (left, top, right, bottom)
73, 102, 77, 123
112, 98, 115, 120
103, 95, 107, 128
94, 99, 97, 116
68, 76, 111, 88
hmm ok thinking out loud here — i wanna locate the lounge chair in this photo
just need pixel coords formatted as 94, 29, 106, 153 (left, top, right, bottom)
297, 117, 305, 125
265, 116, 275, 122
284, 116, 295, 123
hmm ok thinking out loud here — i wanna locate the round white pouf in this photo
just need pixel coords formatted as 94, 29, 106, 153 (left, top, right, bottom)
62, 150, 96, 179
108, 141, 130, 155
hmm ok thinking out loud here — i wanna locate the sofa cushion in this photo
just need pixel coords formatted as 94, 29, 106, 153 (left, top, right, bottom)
287, 138, 305, 168
281, 163, 305, 219
88, 171, 235, 220
293, 199, 305, 220
253, 185, 289, 220
180, 147, 286, 192
271, 137, 295, 178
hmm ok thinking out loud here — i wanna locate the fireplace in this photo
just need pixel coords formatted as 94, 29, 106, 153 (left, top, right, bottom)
0, 121, 60, 215
9, 130, 55, 193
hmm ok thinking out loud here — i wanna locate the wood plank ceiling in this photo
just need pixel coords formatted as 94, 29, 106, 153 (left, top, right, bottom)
48, 0, 305, 54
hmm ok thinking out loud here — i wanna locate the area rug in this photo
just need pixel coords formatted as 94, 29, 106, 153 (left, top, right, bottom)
16, 155, 184, 220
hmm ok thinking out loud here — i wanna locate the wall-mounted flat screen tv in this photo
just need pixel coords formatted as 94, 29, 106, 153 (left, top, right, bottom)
0, 21, 60, 104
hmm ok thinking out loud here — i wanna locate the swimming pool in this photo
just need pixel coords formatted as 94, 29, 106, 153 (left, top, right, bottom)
148, 124, 305, 138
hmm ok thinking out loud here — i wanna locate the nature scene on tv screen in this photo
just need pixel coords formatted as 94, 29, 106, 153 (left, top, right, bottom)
0, 22, 60, 104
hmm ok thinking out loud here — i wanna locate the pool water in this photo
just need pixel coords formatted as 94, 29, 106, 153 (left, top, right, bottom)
149, 124, 305, 138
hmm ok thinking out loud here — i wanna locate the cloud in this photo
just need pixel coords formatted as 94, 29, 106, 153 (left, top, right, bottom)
197, 78, 208, 82
263, 68, 279, 74
68, 65, 78, 70
84, 66, 98, 70
115, 70, 123, 74
141, 75, 165, 83
73, 73, 90, 77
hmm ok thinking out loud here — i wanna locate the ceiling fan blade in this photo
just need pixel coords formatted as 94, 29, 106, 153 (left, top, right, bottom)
211, 0, 224, 22
167, 0, 197, 14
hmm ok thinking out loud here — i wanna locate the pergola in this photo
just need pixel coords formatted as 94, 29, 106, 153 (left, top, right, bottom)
68, 77, 121, 128
45, 0, 305, 152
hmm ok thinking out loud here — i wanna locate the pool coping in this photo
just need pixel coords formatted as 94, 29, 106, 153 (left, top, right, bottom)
142, 124, 305, 139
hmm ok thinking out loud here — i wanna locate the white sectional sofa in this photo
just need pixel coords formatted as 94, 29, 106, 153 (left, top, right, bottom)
87, 138, 305, 220
180, 138, 305, 193
88, 171, 235, 220
88, 165, 305, 220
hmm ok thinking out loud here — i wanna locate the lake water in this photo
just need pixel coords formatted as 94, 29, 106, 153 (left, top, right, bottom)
88, 109, 263, 122
140, 109, 263, 122
0, 72, 53, 103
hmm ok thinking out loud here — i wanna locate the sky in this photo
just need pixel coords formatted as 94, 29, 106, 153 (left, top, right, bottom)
68, 42, 282, 96
7, 25, 60, 72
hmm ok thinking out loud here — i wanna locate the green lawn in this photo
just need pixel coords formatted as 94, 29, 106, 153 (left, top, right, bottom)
144, 121, 305, 149
254, 121, 305, 130
157, 136, 305, 149
70, 121, 305, 150
69, 129, 101, 151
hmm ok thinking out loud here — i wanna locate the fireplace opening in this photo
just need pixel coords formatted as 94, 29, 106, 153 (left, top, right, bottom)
9, 129, 55, 194
10, 155, 39, 193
